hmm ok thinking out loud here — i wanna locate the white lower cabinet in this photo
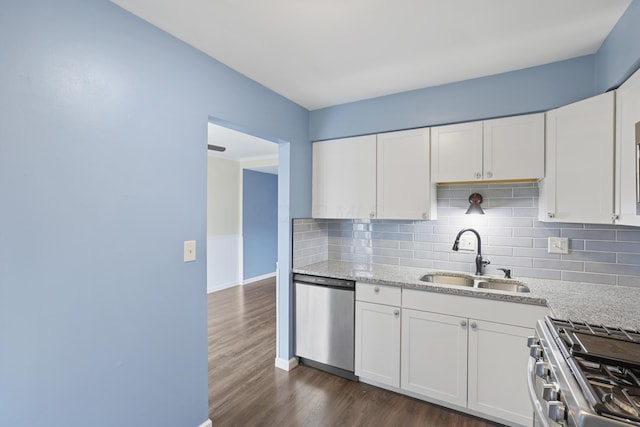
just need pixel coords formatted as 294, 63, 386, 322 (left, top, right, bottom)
400, 290, 548, 427
354, 286, 549, 426
467, 320, 534, 426
355, 301, 401, 386
400, 310, 534, 425
354, 283, 401, 387
401, 309, 467, 407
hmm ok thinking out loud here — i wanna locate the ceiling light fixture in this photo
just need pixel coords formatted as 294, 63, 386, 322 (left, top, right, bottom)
466, 193, 485, 215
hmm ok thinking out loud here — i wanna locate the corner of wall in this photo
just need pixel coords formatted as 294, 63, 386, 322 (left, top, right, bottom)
594, 0, 640, 92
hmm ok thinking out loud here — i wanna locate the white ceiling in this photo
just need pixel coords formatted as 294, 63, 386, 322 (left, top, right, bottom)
112, 0, 630, 111
208, 123, 278, 174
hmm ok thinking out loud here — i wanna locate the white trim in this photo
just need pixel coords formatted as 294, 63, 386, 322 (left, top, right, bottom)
243, 271, 276, 285
238, 235, 243, 287
275, 263, 280, 364
207, 281, 240, 293
198, 419, 212, 427
275, 356, 298, 371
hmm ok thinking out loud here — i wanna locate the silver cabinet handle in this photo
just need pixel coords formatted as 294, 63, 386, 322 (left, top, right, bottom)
475, 172, 482, 179
547, 212, 555, 219
611, 214, 619, 222
374, 286, 380, 294
369, 211, 375, 218
470, 321, 478, 329
485, 171, 493, 179
393, 309, 400, 318
460, 320, 467, 327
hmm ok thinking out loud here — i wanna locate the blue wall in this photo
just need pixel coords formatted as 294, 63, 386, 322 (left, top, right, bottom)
0, 1, 309, 426
595, 0, 640, 92
309, 55, 596, 141
243, 170, 278, 280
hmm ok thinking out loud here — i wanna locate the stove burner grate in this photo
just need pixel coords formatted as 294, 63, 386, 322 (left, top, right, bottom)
546, 317, 640, 424
586, 363, 640, 422
596, 386, 640, 422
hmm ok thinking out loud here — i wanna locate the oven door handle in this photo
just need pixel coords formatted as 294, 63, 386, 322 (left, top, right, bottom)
527, 356, 551, 427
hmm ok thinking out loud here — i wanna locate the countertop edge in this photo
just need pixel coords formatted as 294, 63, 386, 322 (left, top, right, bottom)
291, 261, 640, 330
292, 265, 548, 306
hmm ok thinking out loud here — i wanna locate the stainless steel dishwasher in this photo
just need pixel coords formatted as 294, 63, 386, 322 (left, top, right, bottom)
294, 274, 357, 380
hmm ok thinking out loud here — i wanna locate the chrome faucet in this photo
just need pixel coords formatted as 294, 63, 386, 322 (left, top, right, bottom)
452, 228, 490, 276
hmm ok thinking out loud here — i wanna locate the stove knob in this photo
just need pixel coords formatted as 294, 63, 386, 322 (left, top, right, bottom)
548, 401, 566, 422
527, 336, 539, 347
542, 384, 559, 401
535, 361, 550, 378
529, 345, 543, 358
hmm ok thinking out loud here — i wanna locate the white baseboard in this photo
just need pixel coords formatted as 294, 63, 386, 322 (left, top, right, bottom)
275, 356, 298, 371
207, 280, 240, 294
198, 419, 212, 427
243, 271, 276, 285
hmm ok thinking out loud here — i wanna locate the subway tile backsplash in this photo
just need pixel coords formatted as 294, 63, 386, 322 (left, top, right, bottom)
293, 183, 640, 287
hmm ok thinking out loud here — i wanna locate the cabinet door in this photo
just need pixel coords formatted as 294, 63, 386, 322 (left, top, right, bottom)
540, 92, 615, 224
483, 113, 544, 181
401, 309, 468, 407
355, 301, 401, 387
312, 135, 376, 218
615, 68, 640, 226
468, 320, 533, 427
377, 128, 435, 220
431, 121, 483, 183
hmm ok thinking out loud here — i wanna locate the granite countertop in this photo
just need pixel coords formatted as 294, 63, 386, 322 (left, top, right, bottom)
293, 260, 640, 331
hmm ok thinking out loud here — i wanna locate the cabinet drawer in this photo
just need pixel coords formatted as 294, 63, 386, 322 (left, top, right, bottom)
356, 282, 401, 306
403, 289, 548, 329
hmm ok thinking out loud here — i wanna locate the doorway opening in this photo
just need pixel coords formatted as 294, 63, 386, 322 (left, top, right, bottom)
206, 121, 279, 293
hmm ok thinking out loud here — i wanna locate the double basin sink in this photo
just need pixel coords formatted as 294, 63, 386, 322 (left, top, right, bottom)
420, 273, 530, 293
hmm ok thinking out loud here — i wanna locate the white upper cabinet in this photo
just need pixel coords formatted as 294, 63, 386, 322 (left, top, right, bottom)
312, 135, 377, 219
483, 113, 544, 181
615, 68, 640, 226
431, 113, 544, 183
431, 121, 483, 182
377, 128, 435, 220
539, 92, 615, 224
312, 129, 436, 220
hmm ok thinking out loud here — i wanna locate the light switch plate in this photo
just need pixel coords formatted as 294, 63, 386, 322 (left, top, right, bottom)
458, 234, 476, 252
548, 237, 569, 254
184, 240, 196, 262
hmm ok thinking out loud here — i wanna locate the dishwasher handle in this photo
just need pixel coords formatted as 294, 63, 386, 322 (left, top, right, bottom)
293, 274, 355, 290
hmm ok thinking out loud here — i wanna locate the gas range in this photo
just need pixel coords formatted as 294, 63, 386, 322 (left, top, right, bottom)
528, 316, 640, 427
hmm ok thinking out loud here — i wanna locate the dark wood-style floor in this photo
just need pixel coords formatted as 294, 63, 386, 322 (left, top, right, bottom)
207, 278, 502, 427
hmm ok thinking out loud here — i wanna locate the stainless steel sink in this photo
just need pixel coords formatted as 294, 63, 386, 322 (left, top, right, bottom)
420, 273, 530, 293
475, 280, 530, 293
420, 274, 475, 287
